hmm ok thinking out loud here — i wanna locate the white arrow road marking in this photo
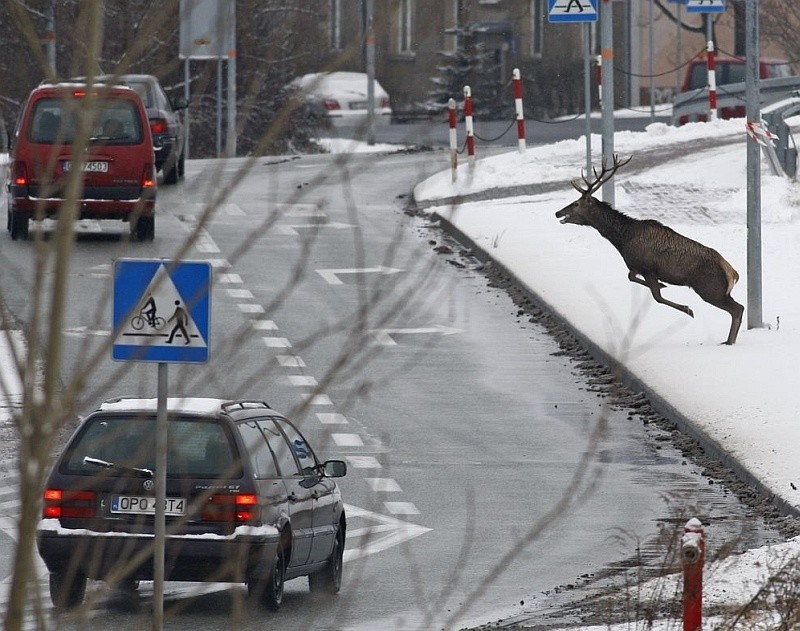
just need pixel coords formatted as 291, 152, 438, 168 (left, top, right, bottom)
316, 266, 404, 285
276, 221, 356, 236
343, 503, 431, 562
369, 325, 463, 346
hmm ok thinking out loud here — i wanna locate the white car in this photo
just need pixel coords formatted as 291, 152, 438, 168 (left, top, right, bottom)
291, 71, 392, 131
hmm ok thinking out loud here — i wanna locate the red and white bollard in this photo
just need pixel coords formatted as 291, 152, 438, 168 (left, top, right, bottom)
448, 98, 458, 182
512, 68, 526, 154
463, 85, 475, 168
707, 40, 718, 122
681, 518, 705, 631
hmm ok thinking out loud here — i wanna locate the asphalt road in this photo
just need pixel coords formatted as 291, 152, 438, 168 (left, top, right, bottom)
0, 146, 785, 630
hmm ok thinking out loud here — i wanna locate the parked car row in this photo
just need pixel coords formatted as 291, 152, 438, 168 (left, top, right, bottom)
5, 74, 187, 241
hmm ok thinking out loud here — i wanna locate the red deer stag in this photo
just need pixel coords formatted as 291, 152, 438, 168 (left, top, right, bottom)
554, 155, 744, 345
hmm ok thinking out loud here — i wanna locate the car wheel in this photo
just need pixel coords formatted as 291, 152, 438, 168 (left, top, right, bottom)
308, 527, 344, 595
10, 211, 28, 241
249, 545, 285, 610
133, 216, 155, 242
49, 569, 87, 610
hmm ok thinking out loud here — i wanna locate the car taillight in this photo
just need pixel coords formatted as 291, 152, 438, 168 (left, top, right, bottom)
43, 489, 96, 519
141, 164, 155, 189
678, 115, 689, 126
150, 119, 168, 135
721, 105, 746, 120
380, 97, 390, 108
12, 162, 28, 187
202, 493, 259, 523
323, 98, 341, 111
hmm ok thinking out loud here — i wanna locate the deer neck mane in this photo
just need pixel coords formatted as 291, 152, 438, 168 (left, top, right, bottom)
587, 198, 638, 247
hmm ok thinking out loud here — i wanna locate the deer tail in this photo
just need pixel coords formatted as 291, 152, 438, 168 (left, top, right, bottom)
721, 257, 739, 294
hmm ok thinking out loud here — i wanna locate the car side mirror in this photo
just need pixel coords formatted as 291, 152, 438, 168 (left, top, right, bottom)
322, 460, 347, 478
172, 97, 189, 111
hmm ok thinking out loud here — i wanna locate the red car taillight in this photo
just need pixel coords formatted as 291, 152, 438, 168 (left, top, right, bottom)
141, 164, 155, 189
380, 96, 390, 108
43, 489, 96, 519
150, 118, 168, 135
323, 98, 341, 111
201, 493, 259, 523
11, 162, 29, 187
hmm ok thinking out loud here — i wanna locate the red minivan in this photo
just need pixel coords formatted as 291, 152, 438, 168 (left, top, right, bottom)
6, 82, 157, 241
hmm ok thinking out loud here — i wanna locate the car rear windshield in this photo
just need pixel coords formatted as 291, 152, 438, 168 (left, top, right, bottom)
60, 415, 242, 478
29, 97, 144, 145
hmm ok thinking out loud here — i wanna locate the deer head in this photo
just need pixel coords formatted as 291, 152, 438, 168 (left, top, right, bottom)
555, 154, 632, 225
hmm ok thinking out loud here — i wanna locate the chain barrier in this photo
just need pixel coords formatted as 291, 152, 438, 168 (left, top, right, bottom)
473, 119, 516, 143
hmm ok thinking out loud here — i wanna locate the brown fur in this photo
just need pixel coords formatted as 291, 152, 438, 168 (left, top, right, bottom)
555, 156, 744, 345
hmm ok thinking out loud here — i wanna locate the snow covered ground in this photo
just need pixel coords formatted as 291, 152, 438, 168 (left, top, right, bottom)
413, 118, 800, 628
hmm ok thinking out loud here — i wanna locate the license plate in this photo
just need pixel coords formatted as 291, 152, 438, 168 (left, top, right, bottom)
63, 161, 109, 173
111, 495, 186, 516
349, 101, 367, 110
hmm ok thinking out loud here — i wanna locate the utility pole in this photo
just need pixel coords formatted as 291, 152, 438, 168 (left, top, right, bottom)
44, 0, 56, 78
365, 0, 376, 145
745, 0, 763, 329
600, 0, 615, 205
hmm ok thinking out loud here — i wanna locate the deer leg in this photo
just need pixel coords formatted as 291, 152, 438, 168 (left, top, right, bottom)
627, 271, 667, 289
714, 295, 744, 345
633, 273, 694, 318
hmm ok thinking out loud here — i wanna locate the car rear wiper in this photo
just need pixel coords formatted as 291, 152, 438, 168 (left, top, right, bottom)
83, 456, 153, 477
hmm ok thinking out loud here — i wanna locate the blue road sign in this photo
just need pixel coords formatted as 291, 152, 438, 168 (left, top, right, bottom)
686, 0, 725, 13
548, 0, 598, 23
113, 259, 212, 363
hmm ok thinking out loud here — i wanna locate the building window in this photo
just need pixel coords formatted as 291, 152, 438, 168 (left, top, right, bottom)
394, 0, 414, 55
531, 0, 544, 58
329, 0, 342, 51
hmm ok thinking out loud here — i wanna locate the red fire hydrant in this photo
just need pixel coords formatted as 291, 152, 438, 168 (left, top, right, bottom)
681, 517, 705, 631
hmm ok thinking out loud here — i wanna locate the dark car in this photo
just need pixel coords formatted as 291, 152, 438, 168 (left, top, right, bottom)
37, 398, 347, 611
96, 74, 188, 184
7, 82, 156, 241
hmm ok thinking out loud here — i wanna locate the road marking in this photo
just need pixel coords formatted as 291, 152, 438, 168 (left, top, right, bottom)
343, 503, 431, 562
276, 221, 356, 236
369, 324, 463, 346
332, 433, 363, 447
288, 375, 317, 387
227, 288, 253, 299
347, 455, 382, 469
217, 273, 242, 284
224, 203, 246, 216
384, 502, 421, 515
262, 337, 292, 348
63, 327, 110, 338
238, 303, 265, 314
252, 320, 278, 330
316, 266, 404, 285
307, 394, 333, 405
317, 412, 347, 424
277, 355, 305, 367
366, 478, 402, 492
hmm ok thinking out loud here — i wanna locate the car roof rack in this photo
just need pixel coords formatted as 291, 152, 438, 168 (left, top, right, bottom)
220, 400, 271, 413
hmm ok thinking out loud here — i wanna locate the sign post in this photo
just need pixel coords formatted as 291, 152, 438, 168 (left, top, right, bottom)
112, 258, 211, 631
548, 0, 598, 181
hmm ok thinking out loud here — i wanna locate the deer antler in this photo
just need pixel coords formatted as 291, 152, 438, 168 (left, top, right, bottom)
571, 154, 632, 197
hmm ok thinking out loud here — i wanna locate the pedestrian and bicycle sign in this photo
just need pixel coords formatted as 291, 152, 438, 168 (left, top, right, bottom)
686, 0, 725, 13
113, 258, 211, 363
548, 0, 598, 23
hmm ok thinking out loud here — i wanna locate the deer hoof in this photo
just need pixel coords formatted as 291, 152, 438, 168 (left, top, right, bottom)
685, 307, 694, 318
